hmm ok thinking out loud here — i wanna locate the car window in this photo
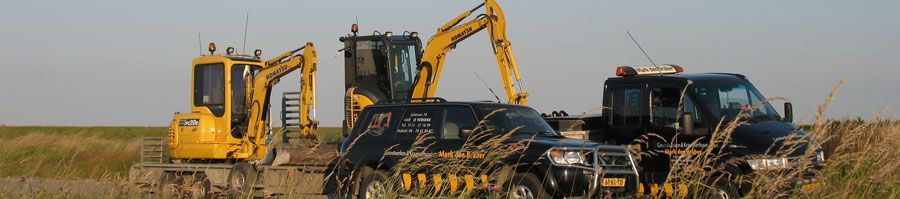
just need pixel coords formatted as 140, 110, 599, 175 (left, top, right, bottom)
650, 87, 680, 129
609, 86, 642, 127
442, 106, 477, 139
396, 107, 442, 139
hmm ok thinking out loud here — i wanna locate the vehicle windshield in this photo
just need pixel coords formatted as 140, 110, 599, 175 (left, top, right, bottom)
691, 81, 781, 122
474, 105, 558, 136
389, 42, 419, 98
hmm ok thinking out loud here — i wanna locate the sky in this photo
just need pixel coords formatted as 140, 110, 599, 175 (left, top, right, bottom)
0, 0, 898, 126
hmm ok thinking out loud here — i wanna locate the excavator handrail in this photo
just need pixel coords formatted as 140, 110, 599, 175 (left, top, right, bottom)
376, 97, 448, 104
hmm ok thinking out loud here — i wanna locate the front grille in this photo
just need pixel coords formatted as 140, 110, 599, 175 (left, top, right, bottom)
593, 146, 640, 196
595, 146, 637, 175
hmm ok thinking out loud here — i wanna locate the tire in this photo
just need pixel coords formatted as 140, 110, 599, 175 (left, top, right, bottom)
503, 173, 551, 199
700, 177, 741, 199
227, 162, 259, 198
356, 170, 390, 199
186, 173, 211, 199
158, 172, 184, 198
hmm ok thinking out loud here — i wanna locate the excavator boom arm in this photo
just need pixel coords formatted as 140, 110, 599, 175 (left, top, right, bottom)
245, 42, 318, 146
412, 0, 527, 104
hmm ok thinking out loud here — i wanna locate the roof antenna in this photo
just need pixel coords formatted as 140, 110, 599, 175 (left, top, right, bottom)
626, 30, 657, 67
197, 33, 203, 56
474, 72, 502, 103
242, 12, 250, 54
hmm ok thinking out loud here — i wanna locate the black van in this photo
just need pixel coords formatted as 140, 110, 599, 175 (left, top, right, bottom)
330, 98, 639, 198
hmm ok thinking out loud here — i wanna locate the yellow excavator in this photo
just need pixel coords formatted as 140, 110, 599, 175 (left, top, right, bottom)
167, 42, 318, 161
340, 0, 526, 133
129, 42, 325, 197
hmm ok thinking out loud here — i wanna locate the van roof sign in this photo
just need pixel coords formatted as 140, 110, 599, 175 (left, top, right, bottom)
616, 64, 683, 77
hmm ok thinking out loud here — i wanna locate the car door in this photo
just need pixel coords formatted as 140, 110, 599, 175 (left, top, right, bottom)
349, 106, 403, 168
432, 105, 479, 155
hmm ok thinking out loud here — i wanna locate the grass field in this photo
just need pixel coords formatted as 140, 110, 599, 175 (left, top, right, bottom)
1, 119, 898, 198
0, 126, 341, 180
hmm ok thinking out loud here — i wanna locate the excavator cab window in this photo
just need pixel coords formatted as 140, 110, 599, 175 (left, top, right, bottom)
230, 64, 262, 123
388, 43, 418, 99
194, 63, 226, 117
353, 40, 387, 82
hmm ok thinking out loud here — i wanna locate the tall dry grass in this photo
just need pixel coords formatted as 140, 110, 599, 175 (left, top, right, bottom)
0, 127, 159, 180
644, 78, 899, 198
3, 78, 899, 198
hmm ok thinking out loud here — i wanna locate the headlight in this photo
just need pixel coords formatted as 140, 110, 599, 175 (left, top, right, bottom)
746, 158, 788, 170
548, 149, 588, 166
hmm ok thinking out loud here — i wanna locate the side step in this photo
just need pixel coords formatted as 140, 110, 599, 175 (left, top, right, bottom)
141, 137, 165, 163
281, 92, 303, 143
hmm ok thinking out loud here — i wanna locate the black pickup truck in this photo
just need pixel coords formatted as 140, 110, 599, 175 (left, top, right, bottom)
544, 65, 824, 198
329, 99, 639, 198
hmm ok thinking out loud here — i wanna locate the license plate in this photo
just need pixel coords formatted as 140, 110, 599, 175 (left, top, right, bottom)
602, 178, 626, 187
801, 182, 820, 192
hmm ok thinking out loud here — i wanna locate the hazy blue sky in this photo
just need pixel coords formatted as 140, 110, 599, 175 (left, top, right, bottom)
1, 0, 898, 126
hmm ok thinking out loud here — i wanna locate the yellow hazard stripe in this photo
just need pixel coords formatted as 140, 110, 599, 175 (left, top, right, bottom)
433, 174, 443, 192
449, 174, 459, 192
417, 173, 427, 190
465, 174, 475, 192
638, 183, 689, 198
402, 173, 412, 191
400, 172, 489, 193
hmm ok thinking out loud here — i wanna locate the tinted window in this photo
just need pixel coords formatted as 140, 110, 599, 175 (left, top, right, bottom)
396, 107, 442, 139
650, 87, 680, 129
442, 106, 477, 139
474, 105, 556, 136
692, 82, 780, 122
231, 64, 261, 120
610, 87, 642, 126
354, 40, 387, 81
194, 63, 225, 116
389, 43, 419, 99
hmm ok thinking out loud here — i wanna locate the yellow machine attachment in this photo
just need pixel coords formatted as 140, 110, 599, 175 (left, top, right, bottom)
412, 0, 527, 104
168, 42, 318, 161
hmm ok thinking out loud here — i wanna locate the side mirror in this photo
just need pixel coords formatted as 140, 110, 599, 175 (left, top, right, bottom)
460, 127, 474, 138
681, 112, 697, 136
783, 102, 793, 123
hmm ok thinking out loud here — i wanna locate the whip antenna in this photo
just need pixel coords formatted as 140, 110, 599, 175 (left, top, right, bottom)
198, 33, 203, 56
242, 12, 250, 53
474, 72, 502, 103
626, 30, 657, 67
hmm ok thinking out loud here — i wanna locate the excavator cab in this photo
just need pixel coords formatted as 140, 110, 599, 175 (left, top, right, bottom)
170, 44, 266, 160
341, 30, 422, 102
340, 28, 422, 133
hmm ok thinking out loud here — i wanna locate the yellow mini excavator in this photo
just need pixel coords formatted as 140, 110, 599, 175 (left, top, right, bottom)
167, 42, 318, 161
339, 0, 527, 134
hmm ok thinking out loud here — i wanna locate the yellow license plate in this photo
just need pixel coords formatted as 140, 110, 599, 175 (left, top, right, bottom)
602, 178, 626, 187
801, 182, 821, 192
